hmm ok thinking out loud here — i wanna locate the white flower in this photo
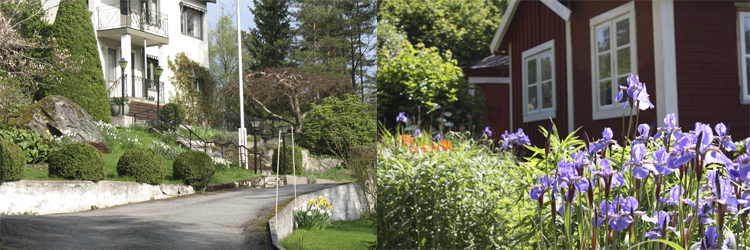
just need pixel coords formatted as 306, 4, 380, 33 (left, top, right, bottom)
307, 211, 312, 216
444, 122, 454, 127
444, 111, 452, 117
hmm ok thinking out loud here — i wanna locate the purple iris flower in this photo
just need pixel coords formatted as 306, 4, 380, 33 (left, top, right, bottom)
414, 129, 422, 138
615, 74, 654, 110
596, 195, 640, 231
653, 147, 679, 176
530, 174, 556, 201
715, 123, 736, 151
629, 144, 656, 179
731, 153, 750, 182
396, 112, 407, 123
635, 123, 651, 144
684, 198, 715, 225
705, 170, 748, 213
483, 127, 492, 137
556, 159, 589, 193
433, 133, 442, 142
642, 211, 675, 240
591, 159, 627, 194
516, 128, 531, 146
658, 185, 685, 206
698, 225, 731, 250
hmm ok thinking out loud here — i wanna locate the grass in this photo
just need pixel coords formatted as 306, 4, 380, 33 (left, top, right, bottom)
280, 217, 376, 250
305, 165, 357, 183
21, 124, 263, 186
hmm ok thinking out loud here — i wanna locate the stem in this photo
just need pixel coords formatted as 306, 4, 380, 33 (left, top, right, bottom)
577, 193, 584, 250
565, 201, 573, 250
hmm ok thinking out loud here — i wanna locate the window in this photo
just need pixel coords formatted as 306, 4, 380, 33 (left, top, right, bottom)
181, 7, 202, 38
740, 11, 750, 103
590, 2, 637, 120
522, 40, 556, 122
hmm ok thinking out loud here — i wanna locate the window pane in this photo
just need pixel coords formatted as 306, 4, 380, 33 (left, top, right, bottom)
528, 85, 538, 112
744, 17, 750, 54
541, 54, 552, 81
616, 18, 630, 47
187, 9, 200, 37
617, 48, 630, 75
600, 80, 612, 106
597, 26, 610, 53
527, 59, 537, 84
180, 11, 184, 33
542, 81, 553, 109
617, 77, 628, 103
599, 53, 611, 79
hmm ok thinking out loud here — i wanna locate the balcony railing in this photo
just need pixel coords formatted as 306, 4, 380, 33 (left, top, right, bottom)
107, 75, 165, 102
97, 4, 168, 38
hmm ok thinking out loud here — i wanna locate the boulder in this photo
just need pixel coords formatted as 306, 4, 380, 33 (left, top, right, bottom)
3, 95, 105, 144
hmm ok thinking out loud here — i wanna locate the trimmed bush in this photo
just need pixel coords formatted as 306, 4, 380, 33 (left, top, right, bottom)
159, 103, 185, 130
116, 148, 167, 185
173, 150, 214, 190
48, 143, 106, 181
272, 145, 302, 175
302, 94, 376, 157
36, 0, 111, 123
0, 138, 26, 181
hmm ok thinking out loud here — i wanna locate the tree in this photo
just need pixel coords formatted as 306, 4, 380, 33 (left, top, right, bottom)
246, 0, 293, 70
379, 0, 508, 66
0, 0, 78, 120
36, 0, 110, 122
220, 67, 353, 132
168, 53, 221, 127
302, 94, 376, 157
377, 42, 485, 129
340, 0, 376, 100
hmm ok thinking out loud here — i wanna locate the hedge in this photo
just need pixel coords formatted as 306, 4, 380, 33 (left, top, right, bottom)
117, 148, 167, 185
0, 138, 26, 181
48, 143, 106, 181
173, 150, 214, 190
272, 145, 302, 175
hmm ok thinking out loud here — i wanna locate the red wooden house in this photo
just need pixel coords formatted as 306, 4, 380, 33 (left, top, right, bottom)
486, 0, 750, 146
462, 55, 511, 137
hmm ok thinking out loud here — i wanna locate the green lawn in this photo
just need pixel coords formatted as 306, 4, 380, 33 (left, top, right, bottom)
305, 166, 357, 183
280, 218, 376, 250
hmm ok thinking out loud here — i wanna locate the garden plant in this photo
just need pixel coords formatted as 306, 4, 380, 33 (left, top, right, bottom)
294, 196, 334, 230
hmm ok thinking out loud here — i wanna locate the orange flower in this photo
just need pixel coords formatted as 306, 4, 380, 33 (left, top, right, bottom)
439, 140, 452, 151
409, 146, 429, 154
398, 134, 415, 146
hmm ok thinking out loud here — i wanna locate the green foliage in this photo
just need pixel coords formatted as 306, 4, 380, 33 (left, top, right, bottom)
0, 138, 26, 181
116, 148, 167, 185
247, 0, 293, 70
523, 123, 585, 174
48, 143, 106, 181
159, 103, 185, 131
377, 42, 485, 129
148, 141, 185, 161
110, 97, 129, 105
173, 150, 215, 190
167, 52, 221, 126
0, 125, 54, 163
37, 0, 110, 123
273, 145, 303, 175
376, 21, 409, 58
378, 130, 535, 249
294, 196, 333, 230
302, 95, 376, 156
350, 145, 376, 212
378, 0, 507, 66
281, 218, 376, 250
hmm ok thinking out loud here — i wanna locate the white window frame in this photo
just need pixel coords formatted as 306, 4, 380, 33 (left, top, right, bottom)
521, 39, 557, 123
590, 1, 638, 120
739, 11, 750, 104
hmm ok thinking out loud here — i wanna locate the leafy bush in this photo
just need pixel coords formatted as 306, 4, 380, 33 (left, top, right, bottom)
0, 125, 54, 163
36, 0, 111, 123
159, 103, 185, 131
48, 143, 106, 181
302, 94, 376, 157
294, 196, 333, 230
272, 145, 302, 175
350, 145, 376, 213
191, 127, 217, 140
173, 150, 215, 190
214, 130, 239, 146
116, 148, 167, 185
0, 138, 26, 181
377, 42, 485, 129
378, 129, 533, 249
110, 97, 129, 105
148, 141, 185, 161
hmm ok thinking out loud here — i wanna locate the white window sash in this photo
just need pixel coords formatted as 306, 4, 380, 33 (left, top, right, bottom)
522, 40, 557, 123
740, 11, 750, 103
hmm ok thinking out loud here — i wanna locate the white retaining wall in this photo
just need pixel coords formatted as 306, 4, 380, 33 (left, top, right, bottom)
0, 180, 194, 215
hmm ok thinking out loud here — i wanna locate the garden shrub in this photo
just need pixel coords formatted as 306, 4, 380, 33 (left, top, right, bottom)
148, 141, 185, 161
48, 143, 106, 181
159, 103, 185, 131
293, 196, 333, 230
173, 150, 214, 190
87, 142, 110, 154
302, 94, 376, 157
36, 0, 111, 123
272, 145, 302, 175
0, 125, 54, 163
116, 148, 167, 185
350, 145, 376, 213
0, 138, 26, 181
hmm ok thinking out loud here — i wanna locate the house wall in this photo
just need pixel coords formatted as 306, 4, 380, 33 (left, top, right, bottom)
498, 0, 568, 147
673, 1, 750, 139
568, 0, 657, 142
463, 66, 511, 139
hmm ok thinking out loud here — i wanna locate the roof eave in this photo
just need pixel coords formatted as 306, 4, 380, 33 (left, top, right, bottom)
489, 0, 571, 54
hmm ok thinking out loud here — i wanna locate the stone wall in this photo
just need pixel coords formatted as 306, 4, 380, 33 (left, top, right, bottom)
0, 180, 194, 215
268, 183, 370, 250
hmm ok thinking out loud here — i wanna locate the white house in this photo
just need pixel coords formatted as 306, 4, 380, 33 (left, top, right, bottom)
43, 0, 214, 116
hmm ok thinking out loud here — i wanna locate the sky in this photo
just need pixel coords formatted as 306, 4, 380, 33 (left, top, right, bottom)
206, 0, 257, 33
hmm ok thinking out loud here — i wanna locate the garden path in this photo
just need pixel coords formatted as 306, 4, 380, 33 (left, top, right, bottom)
0, 183, 340, 249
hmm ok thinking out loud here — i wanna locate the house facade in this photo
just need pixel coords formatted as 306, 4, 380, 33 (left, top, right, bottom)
488, 0, 750, 146
44, 0, 213, 116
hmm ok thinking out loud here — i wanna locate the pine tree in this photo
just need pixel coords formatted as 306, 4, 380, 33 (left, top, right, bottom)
246, 0, 293, 70
38, 0, 111, 122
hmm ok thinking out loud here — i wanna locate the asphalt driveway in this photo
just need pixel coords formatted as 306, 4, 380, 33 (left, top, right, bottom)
0, 183, 340, 250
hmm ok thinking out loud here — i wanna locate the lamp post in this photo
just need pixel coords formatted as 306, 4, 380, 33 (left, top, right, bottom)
250, 117, 261, 174
118, 58, 128, 116
279, 125, 289, 175
154, 65, 163, 120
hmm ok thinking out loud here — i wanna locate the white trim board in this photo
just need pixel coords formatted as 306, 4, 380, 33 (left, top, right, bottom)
652, 0, 679, 126
468, 77, 510, 84
566, 20, 575, 134
490, 0, 571, 54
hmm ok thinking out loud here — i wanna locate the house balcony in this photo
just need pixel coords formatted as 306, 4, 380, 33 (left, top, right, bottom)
97, 3, 169, 46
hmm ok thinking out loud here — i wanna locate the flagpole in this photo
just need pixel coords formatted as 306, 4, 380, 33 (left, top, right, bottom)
237, 0, 247, 168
